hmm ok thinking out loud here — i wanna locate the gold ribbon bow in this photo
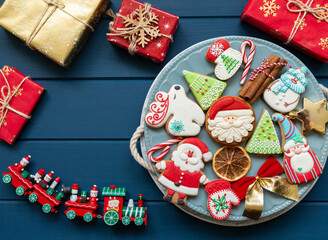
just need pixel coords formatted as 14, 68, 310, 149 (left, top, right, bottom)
285, 0, 328, 44
107, 3, 173, 55
244, 176, 299, 220
26, 0, 94, 49
0, 71, 31, 128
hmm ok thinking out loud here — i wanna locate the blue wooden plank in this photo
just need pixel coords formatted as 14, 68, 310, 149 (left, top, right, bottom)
0, 201, 327, 239
1, 140, 327, 202
4, 79, 327, 140
1, 18, 328, 79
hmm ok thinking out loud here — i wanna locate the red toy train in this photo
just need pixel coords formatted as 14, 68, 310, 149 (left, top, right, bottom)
2, 156, 66, 213
64, 185, 147, 226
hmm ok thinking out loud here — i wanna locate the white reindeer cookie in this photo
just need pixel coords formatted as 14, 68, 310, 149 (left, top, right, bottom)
263, 67, 308, 113
145, 85, 205, 137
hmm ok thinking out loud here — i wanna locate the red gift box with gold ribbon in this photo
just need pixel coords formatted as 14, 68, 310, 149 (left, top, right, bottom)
241, 0, 328, 62
0, 66, 45, 144
107, 0, 179, 63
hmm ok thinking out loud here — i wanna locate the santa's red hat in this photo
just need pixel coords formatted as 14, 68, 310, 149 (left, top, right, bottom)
179, 138, 213, 162
205, 179, 231, 195
90, 185, 98, 193
21, 155, 31, 164
209, 96, 253, 120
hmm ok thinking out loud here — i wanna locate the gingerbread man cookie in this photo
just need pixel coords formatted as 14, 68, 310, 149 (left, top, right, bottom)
206, 96, 256, 145
272, 113, 323, 184
145, 85, 205, 137
155, 138, 212, 205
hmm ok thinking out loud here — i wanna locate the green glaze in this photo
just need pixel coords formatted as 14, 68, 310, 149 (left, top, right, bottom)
183, 70, 227, 110
247, 109, 282, 155
212, 195, 229, 212
221, 54, 239, 74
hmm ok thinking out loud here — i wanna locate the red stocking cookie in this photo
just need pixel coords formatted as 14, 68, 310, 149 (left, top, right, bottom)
205, 179, 240, 220
145, 85, 205, 137
272, 113, 323, 184
206, 39, 242, 80
155, 138, 212, 205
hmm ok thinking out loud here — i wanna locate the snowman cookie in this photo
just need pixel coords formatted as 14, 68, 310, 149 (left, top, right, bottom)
272, 113, 323, 184
206, 39, 242, 80
263, 67, 308, 113
145, 85, 205, 137
206, 96, 256, 145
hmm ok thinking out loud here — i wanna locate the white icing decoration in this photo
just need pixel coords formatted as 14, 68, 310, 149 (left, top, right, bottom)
214, 48, 242, 81
207, 190, 240, 220
263, 76, 306, 113
207, 113, 254, 143
145, 85, 205, 136
290, 152, 314, 174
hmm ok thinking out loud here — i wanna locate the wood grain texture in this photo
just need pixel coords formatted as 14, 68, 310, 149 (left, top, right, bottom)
0, 0, 328, 238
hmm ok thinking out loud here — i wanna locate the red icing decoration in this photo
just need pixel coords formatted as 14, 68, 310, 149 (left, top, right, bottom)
205, 39, 230, 63
208, 96, 251, 120
146, 92, 169, 125
230, 156, 283, 200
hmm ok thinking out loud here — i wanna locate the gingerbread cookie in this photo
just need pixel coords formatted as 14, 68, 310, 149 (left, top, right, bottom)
263, 67, 308, 113
145, 85, 205, 137
206, 39, 242, 80
155, 138, 212, 205
246, 109, 282, 155
205, 179, 240, 220
182, 70, 227, 111
272, 113, 323, 184
206, 96, 256, 145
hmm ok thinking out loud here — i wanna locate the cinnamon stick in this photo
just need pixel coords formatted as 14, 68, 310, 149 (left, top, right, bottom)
238, 54, 279, 101
248, 57, 288, 104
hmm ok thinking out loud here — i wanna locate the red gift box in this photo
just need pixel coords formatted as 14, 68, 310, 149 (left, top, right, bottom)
107, 0, 179, 63
241, 0, 328, 62
0, 66, 45, 144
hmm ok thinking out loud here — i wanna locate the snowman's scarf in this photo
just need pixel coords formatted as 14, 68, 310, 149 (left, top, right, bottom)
272, 70, 308, 95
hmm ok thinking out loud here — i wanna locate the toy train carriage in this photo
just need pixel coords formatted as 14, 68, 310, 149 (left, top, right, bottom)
65, 201, 99, 222
28, 184, 62, 213
2, 165, 33, 196
102, 186, 147, 226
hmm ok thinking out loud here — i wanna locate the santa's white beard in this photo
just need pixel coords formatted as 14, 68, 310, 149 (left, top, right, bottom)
172, 150, 204, 173
288, 151, 314, 174
208, 116, 254, 143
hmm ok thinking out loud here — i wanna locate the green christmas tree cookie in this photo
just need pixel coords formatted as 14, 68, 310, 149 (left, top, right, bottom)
246, 109, 282, 155
183, 70, 227, 111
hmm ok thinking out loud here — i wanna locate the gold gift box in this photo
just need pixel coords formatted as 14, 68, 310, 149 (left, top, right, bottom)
0, 0, 110, 67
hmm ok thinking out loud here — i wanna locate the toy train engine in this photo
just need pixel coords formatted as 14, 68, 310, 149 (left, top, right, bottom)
2, 156, 66, 213
102, 185, 147, 226
64, 184, 99, 222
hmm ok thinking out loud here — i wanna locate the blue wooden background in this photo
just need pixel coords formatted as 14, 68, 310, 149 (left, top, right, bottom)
1, 0, 328, 239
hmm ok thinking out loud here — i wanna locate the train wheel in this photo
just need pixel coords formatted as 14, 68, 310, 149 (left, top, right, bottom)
2, 174, 11, 184
42, 203, 51, 213
66, 210, 76, 220
122, 216, 131, 226
134, 217, 144, 226
28, 193, 38, 203
104, 210, 119, 226
15, 186, 25, 196
83, 212, 93, 222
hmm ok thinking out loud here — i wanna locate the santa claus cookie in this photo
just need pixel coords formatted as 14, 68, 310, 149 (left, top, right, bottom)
206, 96, 256, 145
145, 85, 205, 137
263, 67, 308, 113
155, 138, 212, 205
205, 179, 240, 220
206, 39, 242, 80
182, 70, 227, 111
272, 113, 323, 184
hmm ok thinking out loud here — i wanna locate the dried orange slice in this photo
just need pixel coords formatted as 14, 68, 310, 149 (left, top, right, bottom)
212, 146, 251, 182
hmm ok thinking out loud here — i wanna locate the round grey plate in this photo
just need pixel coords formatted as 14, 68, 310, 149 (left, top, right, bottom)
139, 36, 328, 226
